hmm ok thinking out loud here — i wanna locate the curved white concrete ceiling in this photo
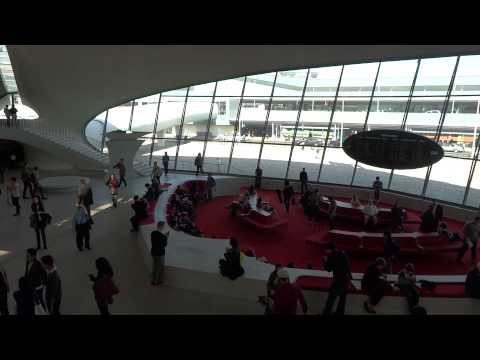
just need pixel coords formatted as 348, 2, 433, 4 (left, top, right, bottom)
8, 45, 480, 133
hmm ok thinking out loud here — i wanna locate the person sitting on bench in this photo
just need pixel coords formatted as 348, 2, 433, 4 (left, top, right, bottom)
396, 263, 420, 312
362, 257, 391, 314
219, 238, 244, 280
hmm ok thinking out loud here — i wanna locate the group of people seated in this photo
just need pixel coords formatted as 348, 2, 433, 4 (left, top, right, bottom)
226, 185, 275, 217
169, 186, 202, 236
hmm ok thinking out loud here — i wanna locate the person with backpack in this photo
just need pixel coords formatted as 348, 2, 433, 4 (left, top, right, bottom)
89, 257, 119, 315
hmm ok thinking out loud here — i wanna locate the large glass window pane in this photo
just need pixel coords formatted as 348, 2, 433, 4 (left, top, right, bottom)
244, 72, 276, 97
209, 96, 241, 141
188, 82, 216, 97
287, 146, 321, 181
352, 164, 392, 188
273, 69, 308, 97
203, 141, 230, 174
85, 111, 107, 150
304, 66, 342, 97
267, 97, 303, 145
404, 96, 446, 139
368, 97, 409, 130
319, 147, 356, 185
229, 142, 262, 176
216, 77, 245, 97
259, 143, 291, 178
452, 55, 480, 96
182, 96, 215, 140
338, 62, 380, 97
466, 161, 480, 207
155, 94, 187, 138
413, 57, 457, 96
440, 96, 480, 159
327, 98, 368, 146
106, 101, 133, 132
238, 97, 271, 142
425, 157, 472, 204
176, 140, 205, 172
389, 167, 428, 196
130, 94, 160, 133
374, 60, 418, 96
297, 97, 335, 145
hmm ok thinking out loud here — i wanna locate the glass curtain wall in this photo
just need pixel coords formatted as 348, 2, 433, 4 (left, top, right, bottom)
85, 54, 480, 207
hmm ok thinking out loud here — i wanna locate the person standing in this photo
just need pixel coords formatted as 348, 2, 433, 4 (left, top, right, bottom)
327, 196, 337, 229
113, 158, 127, 187
194, 153, 203, 176
73, 203, 92, 251
10, 104, 17, 127
372, 176, 383, 202
457, 216, 480, 265
322, 242, 353, 315
31, 166, 47, 200
255, 167, 263, 189
0, 263, 10, 315
384, 231, 400, 274
206, 173, 216, 201
107, 174, 119, 208
433, 201, 444, 230
299, 168, 308, 194
151, 161, 162, 184
25, 248, 47, 312
3, 105, 10, 127
130, 195, 148, 232
13, 277, 35, 316
31, 196, 48, 250
89, 257, 119, 316
21, 163, 33, 199
78, 178, 93, 216
162, 152, 170, 175
40, 255, 62, 315
7, 176, 21, 216
283, 180, 294, 213
150, 221, 169, 286
272, 268, 308, 315
362, 257, 390, 314
465, 262, 480, 299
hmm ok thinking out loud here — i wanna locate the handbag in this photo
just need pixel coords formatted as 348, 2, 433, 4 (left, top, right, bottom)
29, 214, 38, 229
96, 277, 120, 300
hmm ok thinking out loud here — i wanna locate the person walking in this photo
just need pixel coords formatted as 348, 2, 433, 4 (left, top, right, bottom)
40, 255, 62, 315
457, 216, 480, 265
89, 257, 119, 316
3, 105, 10, 127
283, 180, 294, 213
21, 163, 34, 199
162, 152, 170, 176
25, 248, 47, 312
31, 196, 49, 250
107, 174, 119, 208
0, 263, 10, 315
113, 158, 127, 187
31, 166, 47, 200
322, 242, 353, 315
78, 178, 93, 216
151, 161, 162, 184
255, 167, 263, 189
150, 221, 169, 286
7, 176, 21, 216
372, 176, 383, 202
299, 168, 308, 194
13, 277, 35, 316
194, 153, 203, 176
73, 203, 92, 251
10, 104, 17, 127
206, 173, 216, 201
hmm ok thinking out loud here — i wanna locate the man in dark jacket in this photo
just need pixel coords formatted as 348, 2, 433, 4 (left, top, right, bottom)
466, 262, 480, 299
322, 242, 353, 315
150, 221, 169, 286
113, 158, 127, 187
362, 257, 389, 314
299, 168, 308, 194
130, 195, 148, 232
25, 248, 47, 311
40, 255, 62, 315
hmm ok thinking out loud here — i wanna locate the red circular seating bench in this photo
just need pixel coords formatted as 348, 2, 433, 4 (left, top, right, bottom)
306, 230, 463, 256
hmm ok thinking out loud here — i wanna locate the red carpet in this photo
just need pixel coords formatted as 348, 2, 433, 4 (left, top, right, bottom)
195, 189, 471, 275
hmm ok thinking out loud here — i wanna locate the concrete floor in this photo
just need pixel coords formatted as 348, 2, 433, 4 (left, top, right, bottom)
0, 170, 478, 315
